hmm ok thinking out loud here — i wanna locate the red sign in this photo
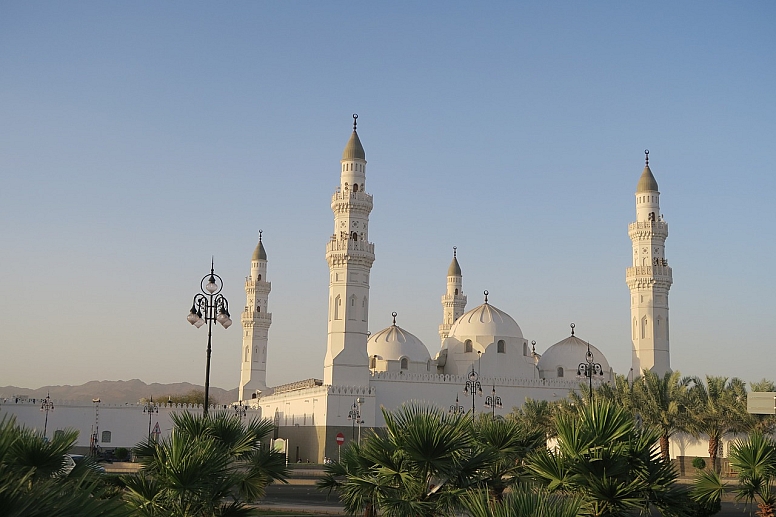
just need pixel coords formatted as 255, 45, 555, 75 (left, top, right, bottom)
336, 432, 345, 445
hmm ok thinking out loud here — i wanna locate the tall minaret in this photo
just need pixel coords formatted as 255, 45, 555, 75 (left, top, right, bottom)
239, 231, 272, 400
439, 247, 467, 343
626, 150, 673, 376
323, 115, 375, 387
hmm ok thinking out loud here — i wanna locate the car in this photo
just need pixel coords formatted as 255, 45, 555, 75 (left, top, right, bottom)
62, 454, 106, 476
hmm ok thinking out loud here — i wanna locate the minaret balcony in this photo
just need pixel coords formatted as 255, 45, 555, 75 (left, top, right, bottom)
331, 191, 373, 211
628, 221, 668, 239
626, 265, 673, 281
326, 238, 375, 255
241, 310, 273, 324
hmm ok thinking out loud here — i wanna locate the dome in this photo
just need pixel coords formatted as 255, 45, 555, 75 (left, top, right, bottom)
252, 239, 267, 261
537, 335, 610, 374
449, 302, 523, 339
342, 131, 365, 161
368, 324, 431, 363
636, 165, 658, 193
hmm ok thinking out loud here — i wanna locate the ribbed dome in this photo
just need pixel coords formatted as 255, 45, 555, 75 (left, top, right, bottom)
252, 240, 267, 261
448, 256, 462, 276
368, 324, 431, 363
342, 131, 365, 161
636, 165, 659, 193
449, 303, 523, 339
537, 335, 610, 374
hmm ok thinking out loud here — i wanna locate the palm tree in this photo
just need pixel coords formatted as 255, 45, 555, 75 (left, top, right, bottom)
318, 403, 488, 517
470, 415, 545, 501
124, 410, 288, 517
510, 399, 557, 440
0, 414, 130, 517
525, 399, 688, 517
686, 375, 752, 472
632, 369, 692, 461
462, 485, 583, 517
729, 432, 776, 517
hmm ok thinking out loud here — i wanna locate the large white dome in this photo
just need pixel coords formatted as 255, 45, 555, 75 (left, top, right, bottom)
368, 324, 431, 363
449, 302, 523, 339
537, 335, 610, 375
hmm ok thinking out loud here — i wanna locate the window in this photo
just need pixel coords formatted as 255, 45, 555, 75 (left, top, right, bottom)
362, 297, 368, 322
101, 431, 112, 443
454, 288, 459, 295
557, 367, 564, 378
497, 340, 505, 353
245, 346, 249, 362
334, 295, 341, 320
464, 340, 473, 353
370, 356, 376, 369
258, 274, 261, 281
400, 358, 409, 370
353, 184, 359, 192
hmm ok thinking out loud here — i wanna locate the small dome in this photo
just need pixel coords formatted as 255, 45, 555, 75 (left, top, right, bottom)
368, 324, 430, 363
448, 256, 462, 276
252, 240, 267, 261
636, 165, 658, 193
449, 303, 523, 339
537, 335, 610, 375
342, 131, 365, 161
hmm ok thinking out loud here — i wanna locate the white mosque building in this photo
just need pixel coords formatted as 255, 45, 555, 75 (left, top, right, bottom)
235, 116, 672, 462
0, 118, 677, 462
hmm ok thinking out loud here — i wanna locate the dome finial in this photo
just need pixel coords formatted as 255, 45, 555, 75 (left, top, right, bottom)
484, 290, 489, 303
645, 149, 649, 166
570, 322, 575, 336
392, 311, 397, 325
259, 229, 263, 242
353, 113, 358, 132
453, 246, 457, 258
532, 340, 536, 354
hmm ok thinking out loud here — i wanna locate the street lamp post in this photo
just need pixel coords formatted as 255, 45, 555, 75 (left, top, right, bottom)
449, 394, 465, 415
463, 365, 483, 420
40, 392, 54, 439
187, 260, 232, 415
348, 398, 363, 443
143, 396, 158, 439
577, 339, 604, 400
233, 401, 248, 419
483, 385, 502, 419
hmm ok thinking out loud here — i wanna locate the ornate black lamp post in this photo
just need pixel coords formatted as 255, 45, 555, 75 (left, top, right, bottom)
484, 385, 502, 418
40, 392, 54, 438
449, 394, 465, 415
233, 401, 248, 419
348, 398, 363, 443
577, 336, 604, 400
143, 396, 158, 439
463, 365, 483, 420
187, 260, 232, 415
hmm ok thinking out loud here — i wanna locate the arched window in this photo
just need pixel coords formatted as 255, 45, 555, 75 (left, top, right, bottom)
454, 288, 459, 295
641, 316, 648, 339
497, 340, 505, 353
245, 346, 249, 362
258, 274, 262, 281
334, 295, 341, 320
523, 342, 528, 356
557, 367, 564, 378
256, 305, 261, 312
353, 184, 359, 192
400, 358, 409, 370
370, 356, 376, 369
464, 340, 473, 353
101, 431, 112, 443
352, 232, 358, 241
362, 297, 368, 322
348, 295, 356, 320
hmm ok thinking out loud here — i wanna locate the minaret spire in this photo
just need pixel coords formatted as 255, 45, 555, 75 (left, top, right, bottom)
324, 116, 374, 386
239, 231, 273, 400
627, 151, 672, 376
439, 247, 467, 344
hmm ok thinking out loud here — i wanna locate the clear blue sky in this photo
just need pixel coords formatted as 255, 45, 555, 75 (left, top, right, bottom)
1, 2, 773, 391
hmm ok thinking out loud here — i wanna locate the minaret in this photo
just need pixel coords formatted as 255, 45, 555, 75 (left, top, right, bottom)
239, 231, 272, 400
323, 115, 375, 386
439, 247, 467, 343
626, 150, 672, 376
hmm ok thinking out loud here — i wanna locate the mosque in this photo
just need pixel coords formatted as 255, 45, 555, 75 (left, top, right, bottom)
236, 116, 673, 462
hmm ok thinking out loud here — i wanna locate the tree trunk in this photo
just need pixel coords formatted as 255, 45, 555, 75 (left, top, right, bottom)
708, 435, 720, 473
660, 434, 670, 461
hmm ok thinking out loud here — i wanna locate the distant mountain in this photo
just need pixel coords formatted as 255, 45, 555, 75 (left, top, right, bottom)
0, 379, 239, 405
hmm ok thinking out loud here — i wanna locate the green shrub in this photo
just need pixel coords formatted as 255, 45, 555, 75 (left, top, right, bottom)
114, 447, 129, 461
692, 457, 706, 470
